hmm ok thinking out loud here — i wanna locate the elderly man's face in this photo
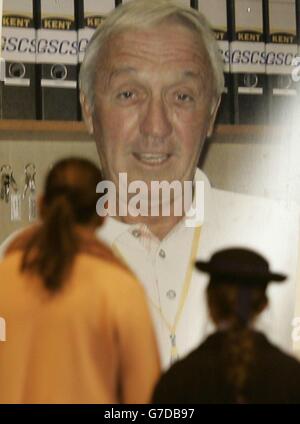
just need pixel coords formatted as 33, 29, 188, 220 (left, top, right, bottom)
87, 22, 219, 188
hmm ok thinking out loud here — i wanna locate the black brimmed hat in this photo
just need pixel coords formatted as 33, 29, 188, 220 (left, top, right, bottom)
195, 248, 286, 285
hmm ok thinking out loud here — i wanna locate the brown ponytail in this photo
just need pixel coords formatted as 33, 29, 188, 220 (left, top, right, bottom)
223, 325, 255, 403
20, 158, 103, 292
207, 280, 268, 403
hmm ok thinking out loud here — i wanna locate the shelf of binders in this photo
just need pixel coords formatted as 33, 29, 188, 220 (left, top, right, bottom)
0, 120, 289, 143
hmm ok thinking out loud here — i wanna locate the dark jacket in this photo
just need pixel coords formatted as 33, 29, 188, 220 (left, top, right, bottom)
152, 331, 300, 404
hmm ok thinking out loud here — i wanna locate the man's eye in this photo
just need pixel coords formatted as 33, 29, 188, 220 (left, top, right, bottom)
117, 91, 135, 100
176, 92, 193, 102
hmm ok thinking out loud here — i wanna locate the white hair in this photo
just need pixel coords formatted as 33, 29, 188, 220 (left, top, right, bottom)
79, 0, 224, 111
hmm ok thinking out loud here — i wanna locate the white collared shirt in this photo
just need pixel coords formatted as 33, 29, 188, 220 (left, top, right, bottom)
97, 169, 300, 370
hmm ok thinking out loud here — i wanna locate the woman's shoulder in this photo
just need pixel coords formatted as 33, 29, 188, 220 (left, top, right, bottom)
73, 254, 148, 316
74, 253, 141, 291
0, 250, 23, 270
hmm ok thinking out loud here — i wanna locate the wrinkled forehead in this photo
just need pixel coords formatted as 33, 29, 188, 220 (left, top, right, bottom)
95, 21, 212, 87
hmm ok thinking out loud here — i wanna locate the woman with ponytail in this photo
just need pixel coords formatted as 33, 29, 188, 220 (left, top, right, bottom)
0, 157, 160, 404
152, 248, 300, 404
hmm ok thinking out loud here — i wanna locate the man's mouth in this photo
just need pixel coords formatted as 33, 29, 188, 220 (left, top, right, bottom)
133, 153, 171, 166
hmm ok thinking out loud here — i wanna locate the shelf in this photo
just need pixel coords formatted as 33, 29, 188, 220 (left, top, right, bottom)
0, 120, 86, 133
0, 119, 287, 142
0, 119, 90, 142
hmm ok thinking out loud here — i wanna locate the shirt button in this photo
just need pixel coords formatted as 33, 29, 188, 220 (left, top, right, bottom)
159, 249, 166, 258
166, 290, 176, 300
132, 229, 141, 238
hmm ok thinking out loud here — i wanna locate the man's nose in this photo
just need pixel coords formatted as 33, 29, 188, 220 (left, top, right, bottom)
140, 97, 172, 140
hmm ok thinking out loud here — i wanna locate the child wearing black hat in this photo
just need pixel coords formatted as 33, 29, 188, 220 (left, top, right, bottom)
152, 248, 300, 404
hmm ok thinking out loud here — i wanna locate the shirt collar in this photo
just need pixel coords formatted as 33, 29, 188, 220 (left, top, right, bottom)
96, 168, 212, 245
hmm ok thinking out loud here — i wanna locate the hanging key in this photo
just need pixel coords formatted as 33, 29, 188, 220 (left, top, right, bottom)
23, 164, 37, 221
29, 170, 36, 194
0, 174, 6, 201
22, 172, 30, 199
3, 174, 10, 203
10, 171, 18, 193
0, 166, 7, 200
9, 170, 21, 221
0, 166, 12, 203
23, 164, 36, 199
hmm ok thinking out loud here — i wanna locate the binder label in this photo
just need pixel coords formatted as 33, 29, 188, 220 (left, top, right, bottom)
3, 15, 33, 28
266, 44, 298, 75
230, 41, 265, 73
2, 27, 36, 62
37, 29, 78, 65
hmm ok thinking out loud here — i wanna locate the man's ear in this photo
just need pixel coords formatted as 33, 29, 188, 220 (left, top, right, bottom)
207, 96, 221, 138
80, 92, 94, 135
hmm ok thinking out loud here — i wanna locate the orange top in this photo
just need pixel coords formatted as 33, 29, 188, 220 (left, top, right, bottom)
0, 251, 160, 404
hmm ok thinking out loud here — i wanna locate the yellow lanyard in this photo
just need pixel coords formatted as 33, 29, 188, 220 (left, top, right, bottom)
150, 225, 201, 364
112, 225, 201, 365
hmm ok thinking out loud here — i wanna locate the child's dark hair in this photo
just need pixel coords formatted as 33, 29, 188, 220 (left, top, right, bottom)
207, 279, 268, 403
